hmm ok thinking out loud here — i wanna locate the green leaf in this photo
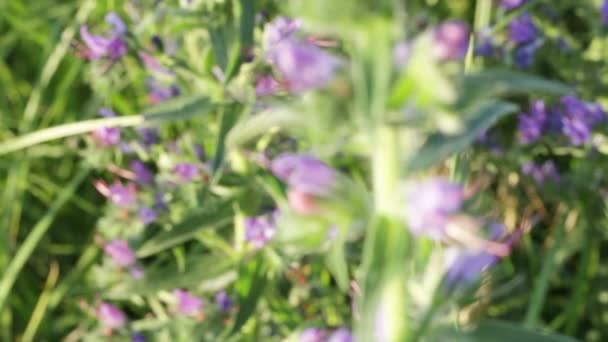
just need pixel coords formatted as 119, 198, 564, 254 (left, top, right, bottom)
0, 96, 215, 156
432, 320, 579, 342
105, 254, 236, 299
325, 243, 349, 292
230, 256, 268, 335
136, 201, 233, 258
212, 104, 244, 176
407, 100, 517, 172
457, 70, 571, 109
226, 108, 303, 149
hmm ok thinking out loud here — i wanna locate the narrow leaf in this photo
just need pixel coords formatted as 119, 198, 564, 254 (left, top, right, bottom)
407, 101, 517, 172
0, 96, 215, 155
137, 201, 233, 257
230, 256, 267, 335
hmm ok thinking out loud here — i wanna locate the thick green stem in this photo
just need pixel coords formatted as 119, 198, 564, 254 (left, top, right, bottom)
372, 125, 401, 216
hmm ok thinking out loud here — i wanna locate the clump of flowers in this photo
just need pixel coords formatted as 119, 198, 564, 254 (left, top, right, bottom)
509, 13, 543, 68
262, 16, 342, 94
518, 95, 606, 145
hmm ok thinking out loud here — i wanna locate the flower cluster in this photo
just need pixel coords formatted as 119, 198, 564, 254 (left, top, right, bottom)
259, 17, 342, 95
518, 96, 606, 145
79, 12, 128, 61
509, 13, 543, 68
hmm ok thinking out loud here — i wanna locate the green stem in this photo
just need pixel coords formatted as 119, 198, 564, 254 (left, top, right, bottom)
372, 125, 401, 215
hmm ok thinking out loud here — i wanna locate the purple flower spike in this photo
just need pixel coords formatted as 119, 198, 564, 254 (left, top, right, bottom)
173, 163, 200, 182
603, 0, 608, 25
559, 95, 604, 145
404, 178, 464, 240
215, 290, 234, 313
328, 328, 354, 342
270, 153, 336, 196
269, 39, 342, 93
105, 12, 127, 35
518, 100, 548, 144
131, 160, 154, 185
174, 289, 203, 316
433, 20, 470, 60
300, 328, 327, 342
104, 239, 136, 267
79, 26, 127, 60
245, 213, 277, 249
509, 13, 539, 45
98, 302, 127, 329
139, 206, 158, 225
499, 0, 526, 10
108, 182, 137, 207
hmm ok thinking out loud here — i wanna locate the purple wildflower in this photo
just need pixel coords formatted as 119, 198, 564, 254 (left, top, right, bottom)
173, 163, 200, 182
270, 153, 336, 196
560, 95, 605, 145
522, 160, 560, 184
256, 75, 281, 96
138, 127, 160, 146
245, 213, 278, 249
509, 13, 539, 45
174, 289, 203, 316
300, 328, 327, 342
130, 266, 145, 279
603, 0, 608, 25
264, 16, 301, 47
475, 38, 495, 57
79, 26, 127, 60
514, 40, 543, 68
107, 182, 137, 207
98, 302, 127, 329
139, 206, 158, 225
147, 78, 180, 104
268, 39, 342, 93
132, 333, 147, 342
327, 328, 354, 342
215, 290, 234, 313
131, 160, 154, 185
404, 178, 464, 240
499, 0, 526, 10
444, 223, 505, 287
93, 108, 121, 147
104, 239, 136, 267
105, 12, 127, 35
518, 100, 548, 144
433, 20, 470, 60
